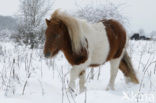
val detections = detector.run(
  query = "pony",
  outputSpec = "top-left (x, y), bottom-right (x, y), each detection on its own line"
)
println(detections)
top-left (43, 9), bottom-right (139, 93)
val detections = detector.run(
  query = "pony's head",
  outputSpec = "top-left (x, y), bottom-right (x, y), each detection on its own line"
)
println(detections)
top-left (44, 9), bottom-right (87, 58)
top-left (44, 17), bottom-right (66, 58)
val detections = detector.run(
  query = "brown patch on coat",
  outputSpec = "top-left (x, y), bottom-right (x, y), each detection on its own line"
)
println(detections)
top-left (102, 19), bottom-right (126, 61)
top-left (89, 64), bottom-right (100, 67)
top-left (44, 17), bottom-right (88, 66)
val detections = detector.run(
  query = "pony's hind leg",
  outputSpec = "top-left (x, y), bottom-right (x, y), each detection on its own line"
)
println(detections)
top-left (106, 58), bottom-right (121, 90)
top-left (79, 70), bottom-right (86, 93)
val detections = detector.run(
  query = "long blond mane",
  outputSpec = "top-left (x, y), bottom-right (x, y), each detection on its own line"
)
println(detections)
top-left (50, 9), bottom-right (87, 53)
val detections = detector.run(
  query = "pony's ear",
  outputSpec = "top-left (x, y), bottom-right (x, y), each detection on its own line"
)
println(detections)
top-left (45, 19), bottom-right (50, 26)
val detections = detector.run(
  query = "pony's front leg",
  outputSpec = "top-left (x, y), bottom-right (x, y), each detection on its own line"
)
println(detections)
top-left (69, 67), bottom-right (82, 92)
top-left (69, 68), bottom-right (77, 91)
top-left (79, 70), bottom-right (86, 93)
top-left (69, 67), bottom-right (87, 93)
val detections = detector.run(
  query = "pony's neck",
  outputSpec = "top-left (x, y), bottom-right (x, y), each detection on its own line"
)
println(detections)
top-left (61, 24), bottom-right (73, 53)
top-left (60, 23), bottom-right (88, 66)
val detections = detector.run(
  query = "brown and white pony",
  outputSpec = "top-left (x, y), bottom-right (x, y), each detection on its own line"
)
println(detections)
top-left (43, 9), bottom-right (139, 93)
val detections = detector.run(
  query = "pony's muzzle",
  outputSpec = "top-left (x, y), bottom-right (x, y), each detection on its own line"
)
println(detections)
top-left (44, 52), bottom-right (51, 58)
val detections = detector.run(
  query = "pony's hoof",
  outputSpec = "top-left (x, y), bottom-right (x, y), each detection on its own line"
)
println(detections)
top-left (79, 87), bottom-right (86, 94)
top-left (106, 85), bottom-right (115, 91)
top-left (125, 77), bottom-right (131, 84)
top-left (66, 87), bottom-right (78, 96)
top-left (67, 87), bottom-right (75, 93)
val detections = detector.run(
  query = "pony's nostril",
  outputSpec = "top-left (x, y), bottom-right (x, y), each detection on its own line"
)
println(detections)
top-left (45, 52), bottom-right (51, 58)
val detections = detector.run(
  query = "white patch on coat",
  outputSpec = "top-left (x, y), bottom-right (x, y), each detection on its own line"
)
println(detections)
top-left (89, 22), bottom-right (110, 65)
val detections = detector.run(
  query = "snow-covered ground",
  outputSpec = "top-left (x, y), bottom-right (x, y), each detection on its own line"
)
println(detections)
top-left (0, 40), bottom-right (156, 103)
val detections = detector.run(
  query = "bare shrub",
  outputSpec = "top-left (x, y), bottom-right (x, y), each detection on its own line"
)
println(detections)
top-left (74, 0), bottom-right (128, 24)
top-left (16, 0), bottom-right (55, 48)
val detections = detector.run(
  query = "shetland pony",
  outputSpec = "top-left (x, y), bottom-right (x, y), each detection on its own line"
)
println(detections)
top-left (43, 9), bottom-right (139, 93)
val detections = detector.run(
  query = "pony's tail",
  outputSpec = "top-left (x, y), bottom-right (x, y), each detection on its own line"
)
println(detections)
top-left (119, 50), bottom-right (139, 84)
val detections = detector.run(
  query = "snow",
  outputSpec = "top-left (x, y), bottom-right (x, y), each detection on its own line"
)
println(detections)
top-left (0, 40), bottom-right (156, 103)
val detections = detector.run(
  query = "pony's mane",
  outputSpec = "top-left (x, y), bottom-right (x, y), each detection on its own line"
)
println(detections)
top-left (50, 9), bottom-right (87, 53)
